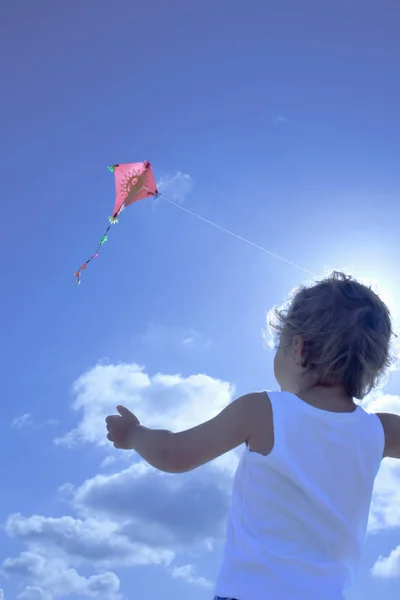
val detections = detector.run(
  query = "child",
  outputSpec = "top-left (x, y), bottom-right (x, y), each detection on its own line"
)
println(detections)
top-left (106, 271), bottom-right (400, 600)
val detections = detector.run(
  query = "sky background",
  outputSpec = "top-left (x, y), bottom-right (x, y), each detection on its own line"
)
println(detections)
top-left (1, 0), bottom-right (400, 598)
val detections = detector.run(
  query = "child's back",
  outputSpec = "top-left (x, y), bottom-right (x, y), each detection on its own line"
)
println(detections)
top-left (215, 391), bottom-right (384, 600)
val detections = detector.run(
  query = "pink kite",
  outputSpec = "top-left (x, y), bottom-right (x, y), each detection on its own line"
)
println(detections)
top-left (74, 161), bottom-right (158, 284)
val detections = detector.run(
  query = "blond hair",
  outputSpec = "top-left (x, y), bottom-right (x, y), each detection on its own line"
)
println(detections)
top-left (270, 271), bottom-right (394, 399)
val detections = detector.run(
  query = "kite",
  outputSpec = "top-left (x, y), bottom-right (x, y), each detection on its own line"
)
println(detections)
top-left (74, 161), bottom-right (158, 284)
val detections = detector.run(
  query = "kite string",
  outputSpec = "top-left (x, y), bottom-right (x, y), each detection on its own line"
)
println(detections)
top-left (156, 194), bottom-right (316, 278)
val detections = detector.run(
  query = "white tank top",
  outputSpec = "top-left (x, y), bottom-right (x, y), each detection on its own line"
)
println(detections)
top-left (214, 391), bottom-right (384, 600)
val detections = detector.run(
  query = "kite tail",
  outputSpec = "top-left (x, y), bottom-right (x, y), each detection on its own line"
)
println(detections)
top-left (73, 216), bottom-right (118, 285)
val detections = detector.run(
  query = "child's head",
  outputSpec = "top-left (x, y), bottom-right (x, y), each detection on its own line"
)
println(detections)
top-left (271, 271), bottom-right (394, 400)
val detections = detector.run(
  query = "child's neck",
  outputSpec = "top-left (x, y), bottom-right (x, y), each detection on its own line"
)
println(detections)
top-left (296, 386), bottom-right (357, 413)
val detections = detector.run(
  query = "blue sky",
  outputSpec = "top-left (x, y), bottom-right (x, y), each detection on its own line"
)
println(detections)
top-left (1, 1), bottom-right (400, 598)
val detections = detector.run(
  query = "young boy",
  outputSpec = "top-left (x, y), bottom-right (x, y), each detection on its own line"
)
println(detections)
top-left (106, 271), bottom-right (400, 599)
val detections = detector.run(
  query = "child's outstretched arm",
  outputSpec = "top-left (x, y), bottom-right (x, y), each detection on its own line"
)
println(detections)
top-left (377, 413), bottom-right (400, 459)
top-left (105, 392), bottom-right (268, 472)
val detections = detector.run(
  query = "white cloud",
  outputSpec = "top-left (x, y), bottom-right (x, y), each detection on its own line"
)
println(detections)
top-left (4, 513), bottom-right (172, 569)
top-left (157, 171), bottom-right (193, 204)
top-left (72, 462), bottom-right (230, 550)
top-left (0, 589), bottom-right (4, 599)
top-left (2, 552), bottom-right (121, 599)
top-left (100, 456), bottom-right (117, 468)
top-left (2, 364), bottom-right (241, 595)
top-left (43, 419), bottom-right (59, 427)
top-left (275, 116), bottom-right (288, 124)
top-left (11, 413), bottom-right (58, 431)
top-left (12, 413), bottom-right (33, 429)
top-left (134, 323), bottom-right (211, 353)
top-left (2, 465), bottom-right (229, 594)
top-left (371, 546), bottom-right (400, 578)
top-left (363, 391), bottom-right (400, 413)
top-left (2, 461), bottom-right (228, 593)
top-left (17, 587), bottom-right (45, 600)
top-left (363, 392), bottom-right (400, 577)
top-left (366, 393), bottom-right (400, 533)
top-left (55, 363), bottom-right (233, 448)
top-left (170, 564), bottom-right (212, 588)
top-left (368, 459), bottom-right (400, 532)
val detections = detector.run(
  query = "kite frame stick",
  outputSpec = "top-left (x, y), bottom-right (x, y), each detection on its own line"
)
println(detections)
top-left (152, 192), bottom-right (316, 278)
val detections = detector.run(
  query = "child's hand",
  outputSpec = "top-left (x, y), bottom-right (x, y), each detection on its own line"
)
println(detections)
top-left (105, 405), bottom-right (141, 450)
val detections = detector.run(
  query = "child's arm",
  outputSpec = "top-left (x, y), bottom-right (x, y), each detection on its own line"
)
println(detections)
top-left (377, 413), bottom-right (400, 459)
top-left (106, 392), bottom-right (269, 472)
